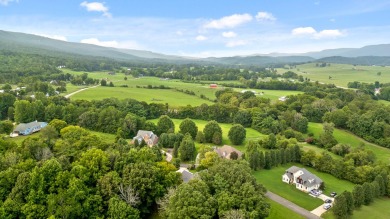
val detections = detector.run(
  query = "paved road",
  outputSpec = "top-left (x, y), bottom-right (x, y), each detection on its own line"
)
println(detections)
top-left (64, 85), bottom-right (99, 98)
top-left (265, 191), bottom-right (322, 219)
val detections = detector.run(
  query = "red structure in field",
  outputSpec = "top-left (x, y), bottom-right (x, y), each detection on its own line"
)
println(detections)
top-left (209, 84), bottom-right (218, 88)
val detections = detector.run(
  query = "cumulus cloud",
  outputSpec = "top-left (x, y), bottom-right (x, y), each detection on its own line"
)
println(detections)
top-left (80, 1), bottom-right (111, 18)
top-left (222, 31), bottom-right (237, 38)
top-left (204, 13), bottom-right (253, 29)
top-left (292, 27), bottom-right (317, 35)
top-left (226, 40), bottom-right (247, 47)
top-left (315, 29), bottom-right (344, 38)
top-left (0, 0), bottom-right (18, 6)
top-left (255, 12), bottom-right (276, 22)
top-left (195, 35), bottom-right (207, 41)
top-left (80, 38), bottom-right (118, 47)
top-left (292, 26), bottom-right (344, 39)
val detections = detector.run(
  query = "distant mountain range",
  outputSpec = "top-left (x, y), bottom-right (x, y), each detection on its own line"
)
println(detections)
top-left (1, 30), bottom-right (390, 66)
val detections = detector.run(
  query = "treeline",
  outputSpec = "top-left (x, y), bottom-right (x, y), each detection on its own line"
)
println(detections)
top-left (333, 174), bottom-right (389, 219)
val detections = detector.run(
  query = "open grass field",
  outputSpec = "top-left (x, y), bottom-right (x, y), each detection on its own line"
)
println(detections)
top-left (277, 63), bottom-right (390, 87)
top-left (266, 198), bottom-right (306, 219)
top-left (378, 99), bottom-right (390, 105)
top-left (62, 69), bottom-right (308, 105)
top-left (70, 86), bottom-right (214, 107)
top-left (148, 118), bottom-right (267, 151)
top-left (253, 163), bottom-right (355, 211)
top-left (322, 197), bottom-right (390, 219)
top-left (308, 122), bottom-right (390, 163)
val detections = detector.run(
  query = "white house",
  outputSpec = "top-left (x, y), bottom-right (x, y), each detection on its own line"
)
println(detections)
top-left (282, 166), bottom-right (323, 192)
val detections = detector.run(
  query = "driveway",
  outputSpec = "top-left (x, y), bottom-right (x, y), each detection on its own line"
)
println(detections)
top-left (265, 191), bottom-right (321, 219)
top-left (64, 85), bottom-right (99, 98)
top-left (311, 204), bottom-right (327, 217)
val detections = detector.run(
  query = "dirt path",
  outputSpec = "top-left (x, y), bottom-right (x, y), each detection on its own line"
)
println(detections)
top-left (64, 85), bottom-right (99, 98)
top-left (265, 191), bottom-right (322, 219)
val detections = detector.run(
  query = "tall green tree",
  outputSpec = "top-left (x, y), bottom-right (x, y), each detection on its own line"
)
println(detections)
top-left (161, 179), bottom-right (217, 219)
top-left (179, 118), bottom-right (198, 139)
top-left (203, 120), bottom-right (222, 143)
top-left (179, 133), bottom-right (196, 161)
top-left (228, 124), bottom-right (246, 145)
top-left (157, 115), bottom-right (175, 135)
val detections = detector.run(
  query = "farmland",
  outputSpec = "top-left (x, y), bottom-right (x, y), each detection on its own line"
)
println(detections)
top-left (62, 69), bottom-right (304, 106)
top-left (277, 63), bottom-right (390, 87)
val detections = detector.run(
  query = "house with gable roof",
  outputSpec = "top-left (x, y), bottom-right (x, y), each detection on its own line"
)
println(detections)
top-left (282, 166), bottom-right (323, 192)
top-left (132, 130), bottom-right (159, 147)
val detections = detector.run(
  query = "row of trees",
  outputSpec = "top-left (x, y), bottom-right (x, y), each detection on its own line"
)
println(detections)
top-left (333, 173), bottom-right (389, 219)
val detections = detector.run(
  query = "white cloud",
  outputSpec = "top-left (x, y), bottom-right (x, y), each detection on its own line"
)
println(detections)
top-left (80, 38), bottom-right (118, 47)
top-left (204, 13), bottom-right (253, 29)
top-left (226, 40), bottom-right (247, 47)
top-left (80, 1), bottom-right (111, 18)
top-left (292, 27), bottom-right (317, 35)
top-left (176, 31), bottom-right (183, 36)
top-left (292, 26), bottom-right (345, 39)
top-left (330, 18), bottom-right (336, 22)
top-left (255, 12), bottom-right (276, 22)
top-left (0, 0), bottom-right (17, 6)
top-left (315, 29), bottom-right (344, 38)
top-left (222, 31), bottom-right (237, 38)
top-left (195, 35), bottom-right (207, 41)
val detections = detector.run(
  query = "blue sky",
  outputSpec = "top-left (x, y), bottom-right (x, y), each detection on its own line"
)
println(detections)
top-left (1, 0), bottom-right (390, 57)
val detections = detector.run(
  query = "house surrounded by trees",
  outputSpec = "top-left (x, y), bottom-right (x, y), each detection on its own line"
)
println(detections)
top-left (10, 121), bottom-right (47, 137)
top-left (132, 130), bottom-right (159, 146)
top-left (214, 145), bottom-right (242, 160)
top-left (282, 166), bottom-right (323, 192)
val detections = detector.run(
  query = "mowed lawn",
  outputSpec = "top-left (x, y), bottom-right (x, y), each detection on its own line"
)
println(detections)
top-left (148, 118), bottom-right (267, 151)
top-left (232, 88), bottom-right (303, 101)
top-left (253, 163), bottom-right (355, 211)
top-left (308, 122), bottom-right (390, 163)
top-left (266, 198), bottom-right (305, 219)
top-left (277, 63), bottom-right (390, 87)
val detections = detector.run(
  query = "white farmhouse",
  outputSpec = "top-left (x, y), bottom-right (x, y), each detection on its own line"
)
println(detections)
top-left (282, 166), bottom-right (323, 192)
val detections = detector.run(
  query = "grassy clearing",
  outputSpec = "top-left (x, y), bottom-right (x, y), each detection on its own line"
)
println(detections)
top-left (308, 122), bottom-right (390, 163)
top-left (277, 63), bottom-right (390, 87)
top-left (70, 86), bottom-right (213, 107)
top-left (322, 197), bottom-right (390, 219)
top-left (148, 118), bottom-right (266, 152)
top-left (253, 163), bottom-right (355, 211)
top-left (300, 143), bottom-right (341, 159)
top-left (378, 99), bottom-right (390, 105)
top-left (266, 198), bottom-right (305, 219)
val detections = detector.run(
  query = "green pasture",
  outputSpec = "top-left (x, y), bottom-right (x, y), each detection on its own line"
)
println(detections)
top-left (378, 99), bottom-right (390, 105)
top-left (70, 86), bottom-right (213, 107)
top-left (148, 118), bottom-right (266, 151)
top-left (277, 63), bottom-right (390, 87)
top-left (266, 198), bottom-right (305, 219)
top-left (308, 122), bottom-right (390, 163)
top-left (63, 69), bottom-right (308, 104)
top-left (254, 163), bottom-right (355, 211)
top-left (322, 197), bottom-right (390, 219)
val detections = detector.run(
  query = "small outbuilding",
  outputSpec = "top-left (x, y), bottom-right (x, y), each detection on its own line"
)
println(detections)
top-left (209, 84), bottom-right (218, 88)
